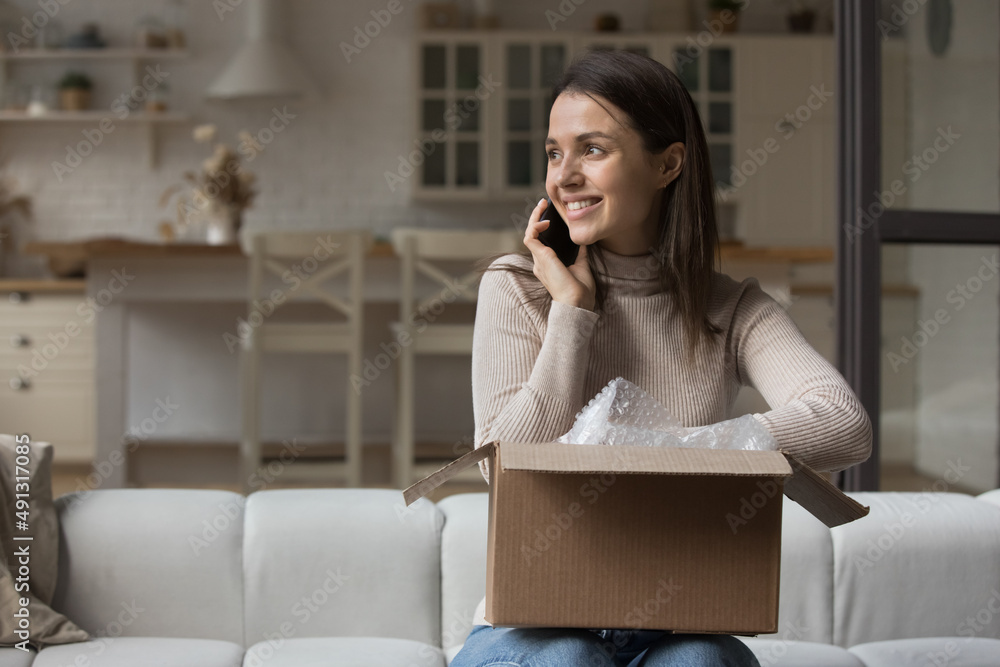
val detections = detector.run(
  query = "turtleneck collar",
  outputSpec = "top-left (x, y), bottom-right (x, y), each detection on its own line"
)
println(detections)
top-left (591, 245), bottom-right (663, 297)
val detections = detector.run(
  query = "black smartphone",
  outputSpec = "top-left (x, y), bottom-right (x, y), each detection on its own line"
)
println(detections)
top-left (538, 197), bottom-right (580, 266)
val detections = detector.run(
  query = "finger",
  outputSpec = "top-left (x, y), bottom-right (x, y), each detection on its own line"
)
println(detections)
top-left (571, 242), bottom-right (588, 268)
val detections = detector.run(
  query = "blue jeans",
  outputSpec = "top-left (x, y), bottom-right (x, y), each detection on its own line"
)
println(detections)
top-left (450, 625), bottom-right (761, 666)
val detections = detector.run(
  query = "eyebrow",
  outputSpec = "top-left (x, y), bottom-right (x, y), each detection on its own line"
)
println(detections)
top-left (545, 131), bottom-right (616, 146)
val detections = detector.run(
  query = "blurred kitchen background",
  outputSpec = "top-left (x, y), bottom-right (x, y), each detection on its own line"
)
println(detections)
top-left (0, 0), bottom-right (996, 498)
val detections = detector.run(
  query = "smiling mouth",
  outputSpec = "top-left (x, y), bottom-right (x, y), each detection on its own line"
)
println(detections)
top-left (565, 198), bottom-right (602, 211)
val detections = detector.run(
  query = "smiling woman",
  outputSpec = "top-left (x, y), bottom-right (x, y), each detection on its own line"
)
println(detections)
top-left (455, 49), bottom-right (871, 667)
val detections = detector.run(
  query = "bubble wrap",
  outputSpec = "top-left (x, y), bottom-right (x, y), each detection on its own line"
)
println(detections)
top-left (556, 377), bottom-right (777, 452)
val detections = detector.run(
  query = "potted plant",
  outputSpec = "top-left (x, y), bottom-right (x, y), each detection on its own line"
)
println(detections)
top-left (776, 0), bottom-right (823, 33)
top-left (58, 71), bottom-right (92, 111)
top-left (708, 0), bottom-right (746, 33)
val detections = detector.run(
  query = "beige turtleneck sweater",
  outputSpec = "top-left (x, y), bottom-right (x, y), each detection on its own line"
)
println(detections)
top-left (468, 249), bottom-right (872, 627)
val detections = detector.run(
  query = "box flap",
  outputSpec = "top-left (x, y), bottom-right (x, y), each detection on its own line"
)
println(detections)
top-left (781, 452), bottom-right (870, 527)
top-left (499, 442), bottom-right (793, 476)
top-left (402, 443), bottom-right (494, 506)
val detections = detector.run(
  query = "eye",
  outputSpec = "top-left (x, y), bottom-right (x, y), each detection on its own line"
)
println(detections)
top-left (546, 149), bottom-right (561, 161)
top-left (585, 144), bottom-right (604, 156)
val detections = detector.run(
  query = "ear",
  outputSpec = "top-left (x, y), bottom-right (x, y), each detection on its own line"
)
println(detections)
top-left (658, 142), bottom-right (685, 188)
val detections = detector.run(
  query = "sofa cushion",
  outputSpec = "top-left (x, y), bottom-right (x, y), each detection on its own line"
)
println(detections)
top-left (52, 490), bottom-right (244, 644)
top-left (738, 638), bottom-right (865, 666)
top-left (243, 489), bottom-right (442, 646)
top-left (757, 496), bottom-right (835, 645)
top-left (0, 437), bottom-right (89, 650)
top-left (849, 637), bottom-right (1000, 666)
top-left (243, 637), bottom-right (445, 666)
top-left (438, 493), bottom-right (488, 654)
top-left (31, 637), bottom-right (243, 667)
top-left (833, 492), bottom-right (1000, 647)
top-left (0, 648), bottom-right (35, 667)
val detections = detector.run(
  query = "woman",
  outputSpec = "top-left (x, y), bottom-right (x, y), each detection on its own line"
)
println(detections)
top-left (452, 49), bottom-right (872, 667)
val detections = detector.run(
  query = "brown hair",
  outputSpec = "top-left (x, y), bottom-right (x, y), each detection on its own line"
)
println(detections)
top-left (484, 48), bottom-right (723, 361)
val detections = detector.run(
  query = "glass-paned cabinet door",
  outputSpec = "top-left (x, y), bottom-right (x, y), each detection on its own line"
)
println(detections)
top-left (414, 37), bottom-right (490, 199)
top-left (497, 36), bottom-right (573, 198)
top-left (571, 34), bottom-right (662, 60)
top-left (665, 39), bottom-right (737, 194)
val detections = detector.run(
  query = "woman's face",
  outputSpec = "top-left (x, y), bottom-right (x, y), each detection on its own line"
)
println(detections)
top-left (545, 92), bottom-right (683, 256)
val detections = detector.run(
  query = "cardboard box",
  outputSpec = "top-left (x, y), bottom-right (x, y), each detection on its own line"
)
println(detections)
top-left (404, 441), bottom-right (869, 635)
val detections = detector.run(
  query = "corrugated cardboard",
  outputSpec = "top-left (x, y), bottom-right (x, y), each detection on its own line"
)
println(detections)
top-left (404, 441), bottom-right (869, 635)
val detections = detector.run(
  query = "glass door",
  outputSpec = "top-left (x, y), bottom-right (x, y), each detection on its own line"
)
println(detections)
top-left (838, 1), bottom-right (1000, 491)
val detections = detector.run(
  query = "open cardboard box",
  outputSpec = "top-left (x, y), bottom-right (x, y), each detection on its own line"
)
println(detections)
top-left (404, 441), bottom-right (870, 635)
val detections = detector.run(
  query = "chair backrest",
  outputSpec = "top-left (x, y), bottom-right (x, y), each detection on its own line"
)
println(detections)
top-left (391, 228), bottom-right (522, 325)
top-left (244, 230), bottom-right (373, 324)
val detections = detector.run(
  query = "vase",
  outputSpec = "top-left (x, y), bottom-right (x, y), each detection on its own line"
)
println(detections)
top-left (59, 88), bottom-right (90, 111)
top-left (205, 207), bottom-right (241, 245)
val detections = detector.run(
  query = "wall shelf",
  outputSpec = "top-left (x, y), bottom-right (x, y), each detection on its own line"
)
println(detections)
top-left (0, 47), bottom-right (193, 168)
top-left (0, 48), bottom-right (190, 60)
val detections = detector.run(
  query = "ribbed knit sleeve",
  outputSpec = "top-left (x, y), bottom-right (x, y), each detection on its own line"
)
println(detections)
top-left (732, 279), bottom-right (873, 473)
top-left (471, 260), bottom-right (599, 483)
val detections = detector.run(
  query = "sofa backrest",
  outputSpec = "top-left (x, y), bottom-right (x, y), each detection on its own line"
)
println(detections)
top-left (832, 491), bottom-right (1000, 647)
top-left (53, 489), bottom-right (245, 644)
top-left (242, 489), bottom-right (443, 648)
top-left (438, 493), bottom-right (489, 654)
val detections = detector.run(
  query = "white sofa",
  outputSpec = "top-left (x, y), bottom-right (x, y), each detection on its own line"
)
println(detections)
top-left (3, 487), bottom-right (1000, 666)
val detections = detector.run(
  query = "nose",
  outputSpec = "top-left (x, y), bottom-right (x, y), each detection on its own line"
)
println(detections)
top-left (550, 152), bottom-right (584, 191)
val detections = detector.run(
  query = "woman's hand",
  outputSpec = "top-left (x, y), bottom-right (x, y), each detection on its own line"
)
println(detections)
top-left (523, 198), bottom-right (596, 311)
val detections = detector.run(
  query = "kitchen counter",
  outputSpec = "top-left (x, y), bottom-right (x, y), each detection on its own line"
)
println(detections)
top-left (16, 235), bottom-right (835, 488)
top-left (24, 237), bottom-right (834, 264)
top-left (0, 278), bottom-right (86, 293)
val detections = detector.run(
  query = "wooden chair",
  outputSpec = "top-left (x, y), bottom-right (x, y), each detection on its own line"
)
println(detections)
top-left (240, 230), bottom-right (373, 491)
top-left (390, 228), bottom-right (522, 489)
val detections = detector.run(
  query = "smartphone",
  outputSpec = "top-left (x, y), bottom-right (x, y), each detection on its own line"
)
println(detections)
top-left (538, 197), bottom-right (580, 266)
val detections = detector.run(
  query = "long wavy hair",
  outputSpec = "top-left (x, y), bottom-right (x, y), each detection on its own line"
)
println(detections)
top-left (486, 48), bottom-right (723, 360)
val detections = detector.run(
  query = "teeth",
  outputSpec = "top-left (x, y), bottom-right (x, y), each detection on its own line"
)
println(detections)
top-left (566, 198), bottom-right (599, 211)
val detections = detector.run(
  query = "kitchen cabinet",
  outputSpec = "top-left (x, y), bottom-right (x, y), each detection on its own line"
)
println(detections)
top-left (413, 31), bottom-right (845, 247)
top-left (0, 283), bottom-right (94, 464)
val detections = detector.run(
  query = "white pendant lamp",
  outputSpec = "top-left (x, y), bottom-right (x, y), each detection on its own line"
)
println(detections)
top-left (206, 0), bottom-right (316, 99)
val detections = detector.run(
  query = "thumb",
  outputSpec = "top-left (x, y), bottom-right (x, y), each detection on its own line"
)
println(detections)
top-left (573, 242), bottom-right (588, 268)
